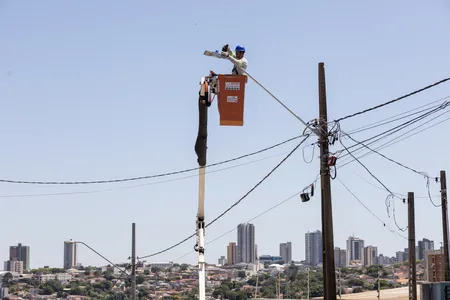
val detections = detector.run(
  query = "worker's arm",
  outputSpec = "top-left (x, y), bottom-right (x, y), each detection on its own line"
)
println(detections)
top-left (227, 47), bottom-right (235, 57)
top-left (227, 56), bottom-right (248, 72)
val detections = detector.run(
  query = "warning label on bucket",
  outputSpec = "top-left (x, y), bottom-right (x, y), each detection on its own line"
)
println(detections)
top-left (227, 96), bottom-right (238, 103)
top-left (225, 82), bottom-right (240, 91)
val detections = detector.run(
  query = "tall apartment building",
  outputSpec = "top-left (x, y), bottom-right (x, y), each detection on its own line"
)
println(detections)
top-left (4, 260), bottom-right (24, 274)
top-left (305, 230), bottom-right (322, 266)
top-left (363, 246), bottom-right (378, 266)
top-left (418, 238), bottom-right (434, 260)
top-left (346, 236), bottom-right (364, 264)
top-left (64, 240), bottom-right (77, 269)
top-left (334, 247), bottom-right (347, 267)
top-left (9, 243), bottom-right (30, 271)
top-left (237, 223), bottom-right (256, 264)
top-left (396, 250), bottom-right (407, 263)
top-left (279, 242), bottom-right (292, 264)
top-left (227, 242), bottom-right (238, 265)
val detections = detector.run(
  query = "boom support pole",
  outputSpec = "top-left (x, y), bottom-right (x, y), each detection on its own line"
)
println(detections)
top-left (194, 78), bottom-right (209, 300)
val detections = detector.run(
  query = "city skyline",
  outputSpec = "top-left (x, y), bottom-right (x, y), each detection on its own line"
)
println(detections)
top-left (0, 1), bottom-right (448, 269)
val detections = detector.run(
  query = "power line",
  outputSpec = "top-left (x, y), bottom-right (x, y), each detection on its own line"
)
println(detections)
top-left (0, 152), bottom-right (287, 198)
top-left (135, 104), bottom-right (448, 260)
top-left (172, 187), bottom-right (315, 262)
top-left (337, 178), bottom-right (407, 240)
top-left (346, 96), bottom-right (450, 135)
top-left (338, 139), bottom-right (407, 232)
top-left (335, 77), bottom-right (450, 122)
top-left (337, 101), bottom-right (450, 161)
top-left (0, 134), bottom-right (305, 185)
top-left (342, 131), bottom-right (432, 179)
top-left (137, 135), bottom-right (311, 259)
top-left (355, 173), bottom-right (439, 200)
top-left (338, 108), bottom-right (450, 168)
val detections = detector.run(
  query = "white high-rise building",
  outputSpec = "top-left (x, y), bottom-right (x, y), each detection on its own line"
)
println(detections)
top-left (347, 236), bottom-right (365, 265)
top-left (237, 223), bottom-right (256, 264)
top-left (363, 246), bottom-right (378, 266)
top-left (305, 230), bottom-right (322, 266)
top-left (64, 240), bottom-right (77, 269)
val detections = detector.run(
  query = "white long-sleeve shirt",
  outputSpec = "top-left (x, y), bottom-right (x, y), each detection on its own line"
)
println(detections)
top-left (226, 48), bottom-right (248, 75)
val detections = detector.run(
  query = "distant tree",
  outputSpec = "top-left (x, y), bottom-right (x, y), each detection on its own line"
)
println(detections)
top-left (151, 267), bottom-right (160, 273)
top-left (180, 264), bottom-right (189, 271)
top-left (237, 271), bottom-right (246, 278)
top-left (144, 269), bottom-right (150, 275)
top-left (40, 285), bottom-right (54, 295)
top-left (348, 278), bottom-right (364, 287)
top-left (352, 287), bottom-right (363, 293)
top-left (136, 275), bottom-right (145, 284)
top-left (1, 272), bottom-right (13, 287)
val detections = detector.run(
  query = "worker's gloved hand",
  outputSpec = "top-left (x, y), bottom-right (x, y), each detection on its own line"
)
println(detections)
top-left (222, 44), bottom-right (229, 52)
top-left (221, 51), bottom-right (229, 58)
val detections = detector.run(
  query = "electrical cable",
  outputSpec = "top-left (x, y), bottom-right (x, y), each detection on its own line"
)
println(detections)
top-left (342, 131), bottom-right (431, 179)
top-left (172, 187), bottom-right (316, 262)
top-left (0, 134), bottom-right (305, 185)
top-left (335, 77), bottom-right (450, 122)
top-left (137, 135), bottom-right (310, 259)
top-left (0, 152), bottom-right (287, 198)
top-left (343, 102), bottom-right (450, 157)
top-left (338, 139), bottom-right (407, 232)
top-left (426, 177), bottom-right (441, 207)
top-left (338, 109), bottom-right (450, 168)
top-left (74, 241), bottom-right (129, 278)
top-left (346, 96), bottom-right (450, 135)
top-left (232, 65), bottom-right (320, 137)
top-left (337, 178), bottom-right (407, 240)
top-left (354, 173), bottom-right (439, 200)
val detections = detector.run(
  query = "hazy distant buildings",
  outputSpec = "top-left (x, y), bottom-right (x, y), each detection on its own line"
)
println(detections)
top-left (64, 240), bottom-right (77, 269)
top-left (305, 230), bottom-right (322, 266)
top-left (227, 242), bottom-right (237, 265)
top-left (363, 246), bottom-right (378, 266)
top-left (279, 242), bottom-right (292, 264)
top-left (218, 256), bottom-right (227, 265)
top-left (237, 223), bottom-right (256, 264)
top-left (347, 236), bottom-right (364, 264)
top-left (334, 247), bottom-right (347, 267)
top-left (396, 250), bottom-right (408, 263)
top-left (418, 238), bottom-right (434, 260)
top-left (4, 260), bottom-right (24, 274)
top-left (9, 243), bottom-right (30, 271)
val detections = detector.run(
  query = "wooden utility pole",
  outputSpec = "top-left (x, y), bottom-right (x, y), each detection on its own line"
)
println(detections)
top-left (408, 192), bottom-right (417, 300)
top-left (318, 62), bottom-right (337, 299)
top-left (131, 223), bottom-right (136, 300)
top-left (441, 170), bottom-right (450, 281)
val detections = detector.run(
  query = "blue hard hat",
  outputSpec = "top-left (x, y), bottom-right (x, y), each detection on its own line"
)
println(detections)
top-left (235, 45), bottom-right (246, 52)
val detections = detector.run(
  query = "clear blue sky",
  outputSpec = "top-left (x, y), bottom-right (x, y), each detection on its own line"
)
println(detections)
top-left (1, 0), bottom-right (450, 269)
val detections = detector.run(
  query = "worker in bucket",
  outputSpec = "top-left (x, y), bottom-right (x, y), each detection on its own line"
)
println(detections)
top-left (221, 44), bottom-right (248, 75)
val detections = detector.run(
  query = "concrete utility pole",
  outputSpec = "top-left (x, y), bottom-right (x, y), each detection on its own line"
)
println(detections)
top-left (307, 268), bottom-right (310, 300)
top-left (337, 268), bottom-right (342, 299)
top-left (131, 223), bottom-right (136, 300)
top-left (377, 269), bottom-right (381, 299)
top-left (441, 170), bottom-right (450, 281)
top-left (318, 62), bottom-right (337, 299)
top-left (408, 192), bottom-right (417, 300)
